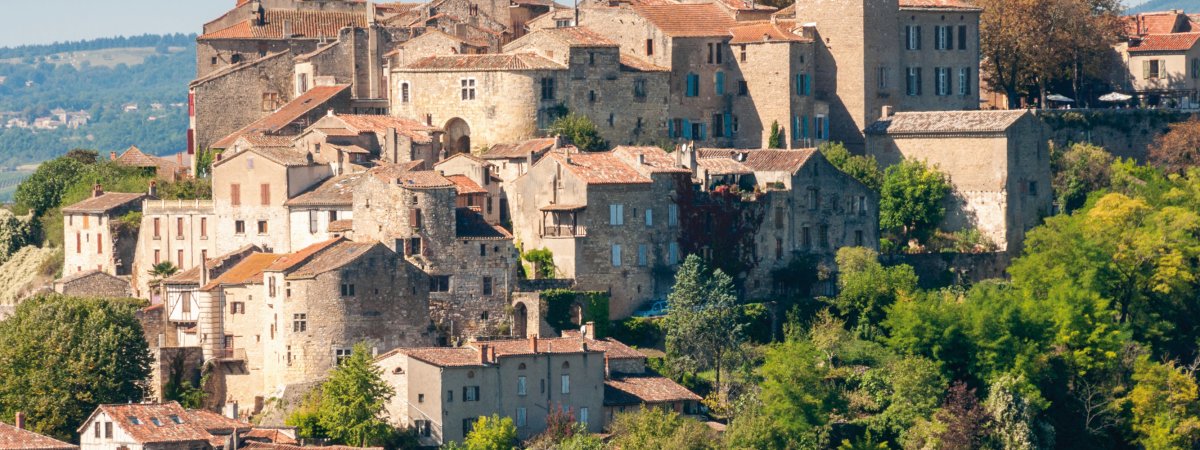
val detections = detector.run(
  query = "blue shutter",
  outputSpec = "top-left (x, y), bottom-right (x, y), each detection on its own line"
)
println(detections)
top-left (715, 72), bottom-right (725, 95)
top-left (802, 115), bottom-right (809, 139)
top-left (724, 112), bottom-right (732, 137)
top-left (685, 74), bottom-right (696, 97)
top-left (794, 74), bottom-right (801, 95)
top-left (791, 115), bottom-right (798, 142)
top-left (668, 119), bottom-right (675, 138)
top-left (804, 74), bottom-right (812, 96)
top-left (823, 117), bottom-right (830, 140)
top-left (699, 123), bottom-right (707, 140)
top-left (682, 119), bottom-right (692, 139)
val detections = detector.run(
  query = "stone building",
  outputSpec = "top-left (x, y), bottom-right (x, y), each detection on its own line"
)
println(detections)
top-left (284, 173), bottom-right (362, 250)
top-left (1121, 31), bottom-right (1200, 107)
top-left (482, 137), bottom-right (557, 182)
top-left (53, 270), bottom-right (132, 299)
top-left (434, 154), bottom-right (503, 224)
top-left (390, 26), bottom-right (669, 154)
top-left (294, 113), bottom-right (442, 171)
top-left (386, 30), bottom-right (489, 66)
top-left (507, 146), bottom-right (690, 318)
top-left (132, 199), bottom-right (217, 299)
top-left (352, 165), bottom-right (519, 339)
top-left (62, 185), bottom-right (148, 278)
top-left (866, 109), bottom-right (1052, 252)
top-left (208, 84), bottom-right (354, 152)
top-left (190, 51), bottom-right (299, 158)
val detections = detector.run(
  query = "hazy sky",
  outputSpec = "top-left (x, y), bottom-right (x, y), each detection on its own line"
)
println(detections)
top-left (0, 1), bottom-right (231, 48)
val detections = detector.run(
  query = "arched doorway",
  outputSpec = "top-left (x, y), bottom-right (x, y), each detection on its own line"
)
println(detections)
top-left (513, 303), bottom-right (528, 338)
top-left (444, 118), bottom-right (471, 156)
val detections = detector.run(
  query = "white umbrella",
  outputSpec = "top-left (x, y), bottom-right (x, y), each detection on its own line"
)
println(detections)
top-left (1099, 92), bottom-right (1132, 102)
top-left (1047, 94), bottom-right (1075, 103)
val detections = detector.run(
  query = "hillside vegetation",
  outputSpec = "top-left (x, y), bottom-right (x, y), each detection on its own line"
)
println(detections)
top-left (1129, 0), bottom-right (1197, 13)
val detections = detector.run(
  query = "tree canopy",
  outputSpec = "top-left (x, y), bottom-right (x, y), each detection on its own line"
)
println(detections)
top-left (879, 159), bottom-right (951, 247)
top-left (287, 343), bottom-right (395, 447)
top-left (549, 113), bottom-right (608, 152)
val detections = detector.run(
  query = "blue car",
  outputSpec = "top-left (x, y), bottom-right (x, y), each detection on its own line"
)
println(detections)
top-left (633, 300), bottom-right (669, 318)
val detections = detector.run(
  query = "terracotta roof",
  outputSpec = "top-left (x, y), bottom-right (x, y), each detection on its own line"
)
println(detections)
top-left (328, 219), bottom-right (354, 233)
top-left (401, 53), bottom-right (565, 71)
top-left (185, 410), bottom-right (251, 434)
top-left (446, 175), bottom-right (487, 195)
top-left (613, 146), bottom-right (690, 174)
top-left (455, 208), bottom-right (512, 240)
top-left (632, 4), bottom-right (738, 37)
top-left (285, 240), bottom-right (377, 279)
top-left (716, 0), bottom-right (777, 12)
top-left (243, 429), bottom-right (298, 445)
top-left (697, 148), bottom-right (816, 174)
top-left (604, 375), bottom-right (702, 406)
top-left (1126, 11), bottom-right (1192, 35)
top-left (211, 85), bottom-right (351, 149)
top-left (619, 54), bottom-right (670, 72)
top-left (243, 443), bottom-right (379, 450)
top-left (114, 146), bottom-right (160, 167)
top-left (396, 347), bottom-right (484, 367)
top-left (286, 173), bottom-right (365, 207)
top-left (539, 204), bottom-right (586, 212)
top-left (165, 245), bottom-right (260, 285)
top-left (266, 239), bottom-right (343, 272)
top-left (79, 403), bottom-right (212, 445)
top-left (697, 157), bottom-right (752, 176)
top-left (0, 422), bottom-right (76, 450)
top-left (898, 0), bottom-right (982, 10)
top-left (217, 145), bottom-right (312, 168)
top-left (62, 192), bottom-right (145, 214)
top-left (56, 269), bottom-right (128, 286)
top-left (334, 114), bottom-right (439, 144)
top-left (772, 4), bottom-right (795, 18)
top-left (729, 21), bottom-right (811, 45)
top-left (202, 253), bottom-right (282, 291)
top-left (544, 151), bottom-right (652, 185)
top-left (200, 10), bottom-right (366, 40)
top-left (434, 152), bottom-right (490, 167)
top-left (865, 110), bottom-right (1030, 135)
top-left (531, 27), bottom-right (617, 47)
top-left (483, 335), bottom-right (638, 358)
top-left (484, 138), bottom-right (556, 159)
top-left (1128, 33), bottom-right (1200, 52)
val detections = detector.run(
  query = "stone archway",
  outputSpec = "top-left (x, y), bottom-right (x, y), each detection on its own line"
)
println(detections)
top-left (444, 118), bottom-right (471, 156)
top-left (513, 302), bottom-right (528, 338)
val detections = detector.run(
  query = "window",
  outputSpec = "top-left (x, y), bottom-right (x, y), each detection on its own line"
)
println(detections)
top-left (579, 407), bottom-right (589, 425)
top-left (517, 376), bottom-right (527, 396)
top-left (154, 249), bottom-right (160, 263)
top-left (668, 204), bottom-right (679, 226)
top-left (855, 230), bottom-right (864, 246)
top-left (935, 25), bottom-right (952, 50)
top-left (669, 242), bottom-right (680, 265)
top-left (815, 115), bottom-right (828, 140)
top-left (715, 71), bottom-right (725, 95)
top-left (460, 78), bottom-right (476, 100)
top-left (556, 18), bottom-right (574, 27)
top-left (257, 220), bottom-right (268, 235)
top-left (878, 67), bottom-right (890, 90)
top-left (309, 210), bottom-right (319, 233)
top-left (795, 73), bottom-right (811, 96)
top-left (269, 275), bottom-right (277, 297)
top-left (287, 346), bottom-right (292, 365)
top-left (1029, 181), bottom-right (1038, 196)
top-left (464, 386), bottom-right (480, 402)
top-left (633, 78), bottom-right (647, 98)
top-left (1146, 59), bottom-right (1165, 79)
top-left (561, 374), bottom-right (571, 394)
top-left (646, 39), bottom-right (654, 56)
top-left (685, 73), bottom-right (699, 97)
top-left (905, 25), bottom-right (921, 50)
top-left (94, 422), bottom-right (100, 438)
top-left (610, 204), bottom-right (624, 225)
top-left (479, 244), bottom-right (487, 257)
top-left (447, 390), bottom-right (454, 402)
top-left (230, 302), bottom-right (245, 314)
top-left (430, 275), bottom-right (451, 292)
top-left (740, 44), bottom-right (747, 62)
top-left (588, 51), bottom-right (595, 65)
top-left (182, 291), bottom-right (192, 313)
top-left (235, 220), bottom-right (246, 235)
top-left (809, 188), bottom-right (820, 209)
top-left (936, 67), bottom-right (951, 96)
top-left (400, 82), bottom-right (410, 102)
top-left (1194, 58), bottom-right (1200, 79)
top-left (858, 195), bottom-right (868, 214)
top-left (611, 244), bottom-right (622, 267)
top-left (707, 43), bottom-right (715, 64)
top-left (712, 113), bottom-right (725, 138)
top-left (906, 67), bottom-right (922, 96)
top-left (588, 90), bottom-right (597, 103)
top-left (293, 314), bottom-right (307, 332)
top-left (958, 25), bottom-right (968, 49)
top-left (177, 249), bottom-right (183, 266)
top-left (408, 237), bottom-right (422, 256)
top-left (200, 218), bottom-right (207, 238)
top-left (105, 422), bottom-right (113, 438)
top-left (638, 244), bottom-right (648, 266)
top-left (260, 184), bottom-right (271, 205)
top-left (645, 209), bottom-right (653, 227)
top-left (482, 277), bottom-right (493, 296)
top-left (153, 218), bottom-right (161, 239)
top-left (738, 80), bottom-right (748, 96)
top-left (418, 394), bottom-right (425, 403)
top-left (340, 282), bottom-right (355, 297)
top-left (516, 408), bottom-right (527, 428)
top-left (334, 348), bottom-right (353, 365)
top-left (540, 77), bottom-right (556, 100)
top-left (959, 67), bottom-right (971, 96)
top-left (415, 420), bottom-right (431, 437)
top-left (410, 208), bottom-right (423, 229)
top-left (820, 225), bottom-right (829, 247)
top-left (230, 184), bottom-right (241, 206)
top-left (803, 226), bottom-right (812, 248)
top-left (262, 92), bottom-right (280, 112)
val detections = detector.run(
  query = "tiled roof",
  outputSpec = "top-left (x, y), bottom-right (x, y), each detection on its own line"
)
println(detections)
top-left (697, 157), bottom-right (752, 175)
top-left (201, 253), bottom-right (282, 291)
top-left (772, 3), bottom-right (795, 17)
top-left (243, 443), bottom-right (379, 450)
top-left (455, 208), bottom-right (512, 240)
top-left (484, 138), bottom-right (556, 159)
top-left (729, 21), bottom-right (811, 45)
top-left (56, 269), bottom-right (128, 286)
top-left (266, 239), bottom-right (342, 273)
top-left (533, 27), bottom-right (617, 47)
top-left (396, 347), bottom-right (484, 367)
top-left (185, 410), bottom-right (251, 433)
top-left (435, 152), bottom-right (490, 167)
top-left (82, 403), bottom-right (213, 445)
top-left (328, 219), bottom-right (354, 233)
top-left (335, 114), bottom-right (439, 144)
top-left (1126, 11), bottom-right (1192, 35)
top-left (401, 53), bottom-right (565, 71)
top-left (243, 429), bottom-right (298, 445)
top-left (286, 240), bottom-right (377, 280)
top-left (114, 146), bottom-right (160, 167)
top-left (62, 192), bottom-right (145, 214)
top-left (632, 4), bottom-right (738, 37)
top-left (224, 146), bottom-right (312, 168)
top-left (604, 375), bottom-right (702, 406)
top-left (1128, 33), bottom-right (1200, 52)
top-left (211, 85), bottom-right (351, 149)
top-left (898, 0), bottom-right (982, 10)
top-left (613, 146), bottom-right (690, 174)
top-left (165, 246), bottom-right (260, 285)
top-left (619, 54), bottom-right (669, 72)
top-left (446, 175), bottom-right (487, 195)
top-left (544, 151), bottom-right (652, 185)
top-left (865, 110), bottom-right (1030, 135)
top-left (0, 422), bottom-right (76, 450)
top-left (369, 165), bottom-right (456, 189)
top-left (285, 173), bottom-right (366, 207)
top-left (716, 0), bottom-right (778, 12)
top-left (697, 148), bottom-right (816, 174)
top-left (484, 335), bottom-right (639, 358)
top-left (200, 10), bottom-right (366, 40)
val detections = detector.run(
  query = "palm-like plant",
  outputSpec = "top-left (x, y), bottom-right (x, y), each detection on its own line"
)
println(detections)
top-left (147, 261), bottom-right (179, 288)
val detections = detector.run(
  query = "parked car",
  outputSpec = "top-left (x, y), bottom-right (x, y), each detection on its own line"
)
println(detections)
top-left (632, 300), bottom-right (669, 318)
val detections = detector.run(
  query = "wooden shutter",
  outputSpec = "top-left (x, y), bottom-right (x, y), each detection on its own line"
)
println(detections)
top-left (260, 184), bottom-right (270, 206)
top-left (230, 184), bottom-right (241, 206)
top-left (1144, 60), bottom-right (1151, 79)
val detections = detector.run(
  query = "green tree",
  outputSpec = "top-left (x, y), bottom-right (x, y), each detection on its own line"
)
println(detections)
top-left (664, 254), bottom-right (744, 393)
top-left (520, 248), bottom-right (556, 279)
top-left (0, 294), bottom-right (152, 440)
top-left (289, 343), bottom-right (395, 447)
top-left (549, 113), bottom-right (608, 152)
top-left (821, 142), bottom-right (884, 191)
top-left (147, 261), bottom-right (179, 288)
top-left (756, 337), bottom-right (832, 448)
top-left (608, 407), bottom-right (717, 450)
top-left (826, 247), bottom-right (918, 329)
top-left (14, 155), bottom-right (88, 216)
top-left (984, 373), bottom-right (1053, 450)
top-left (1126, 358), bottom-right (1200, 450)
top-left (768, 121), bottom-right (784, 149)
top-left (1051, 143), bottom-right (1113, 213)
top-left (458, 414), bottom-right (517, 450)
top-left (879, 159), bottom-right (951, 247)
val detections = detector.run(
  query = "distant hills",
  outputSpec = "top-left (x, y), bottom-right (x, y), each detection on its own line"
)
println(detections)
top-left (1128, 0), bottom-right (1199, 13)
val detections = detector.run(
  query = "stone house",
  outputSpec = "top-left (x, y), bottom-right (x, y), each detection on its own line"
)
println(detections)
top-left (481, 137), bottom-right (557, 182)
top-left (0, 415), bottom-right (76, 450)
top-left (160, 246), bottom-right (261, 349)
top-left (189, 51), bottom-right (299, 159)
top-left (197, 4), bottom-right (369, 80)
top-left (293, 113), bottom-right (442, 171)
top-left (53, 270), bottom-right (132, 299)
top-left (434, 153), bottom-right (502, 224)
top-left (132, 199), bottom-right (217, 299)
top-left (284, 173), bottom-right (362, 250)
top-left (387, 30), bottom-right (489, 66)
top-left (507, 147), bottom-right (691, 318)
top-left (866, 109), bottom-right (1052, 252)
top-left (208, 84), bottom-right (353, 152)
top-left (1121, 32), bottom-right (1200, 107)
top-left (77, 402), bottom-right (249, 450)
top-left (62, 185), bottom-right (148, 278)
top-left (291, 25), bottom-right (397, 110)
top-left (352, 165), bottom-right (519, 339)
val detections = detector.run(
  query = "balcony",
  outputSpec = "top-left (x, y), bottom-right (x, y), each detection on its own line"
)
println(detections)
top-left (541, 224), bottom-right (587, 238)
top-left (214, 348), bottom-right (246, 362)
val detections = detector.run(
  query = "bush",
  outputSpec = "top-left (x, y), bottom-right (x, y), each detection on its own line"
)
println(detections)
top-left (611, 317), bottom-right (665, 348)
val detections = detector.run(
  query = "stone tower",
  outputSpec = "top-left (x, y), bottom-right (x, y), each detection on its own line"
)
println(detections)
top-left (794, 0), bottom-right (900, 151)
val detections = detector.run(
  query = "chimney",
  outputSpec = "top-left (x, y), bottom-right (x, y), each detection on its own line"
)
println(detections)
top-left (583, 321), bottom-right (596, 339)
top-left (148, 181), bottom-right (158, 198)
top-left (110, 151), bottom-right (117, 161)
top-left (199, 254), bottom-right (210, 287)
top-left (604, 355), bottom-right (610, 378)
top-left (223, 402), bottom-right (238, 420)
top-left (15, 412), bottom-right (25, 430)
top-left (488, 346), bottom-right (496, 363)
top-left (552, 135), bottom-right (562, 151)
top-left (882, 105), bottom-right (895, 118)
top-left (92, 184), bottom-right (104, 198)
top-left (530, 335), bottom-right (539, 353)
top-left (282, 21), bottom-right (293, 38)
top-left (478, 344), bottom-right (489, 364)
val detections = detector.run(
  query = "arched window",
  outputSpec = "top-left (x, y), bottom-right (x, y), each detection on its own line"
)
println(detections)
top-left (518, 363), bottom-right (526, 370)
top-left (561, 361), bottom-right (570, 370)
top-left (400, 82), bottom-right (410, 103)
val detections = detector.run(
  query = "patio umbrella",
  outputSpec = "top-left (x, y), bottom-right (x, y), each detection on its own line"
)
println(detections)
top-left (1047, 94), bottom-right (1075, 103)
top-left (1099, 92), bottom-right (1133, 102)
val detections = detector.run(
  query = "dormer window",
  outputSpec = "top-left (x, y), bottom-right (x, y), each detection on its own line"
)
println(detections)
top-left (150, 417), bottom-right (162, 426)
top-left (168, 415), bottom-right (182, 424)
top-left (128, 417), bottom-right (141, 425)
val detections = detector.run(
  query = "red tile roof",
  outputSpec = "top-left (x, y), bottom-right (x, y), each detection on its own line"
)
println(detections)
top-left (62, 192), bottom-right (146, 214)
top-left (202, 253), bottom-right (282, 291)
top-left (285, 240), bottom-right (377, 280)
top-left (619, 54), bottom-right (669, 72)
top-left (865, 110), bottom-right (1030, 135)
top-left (446, 175), bottom-right (487, 195)
top-left (242, 429), bottom-right (298, 445)
top-left (632, 4), bottom-right (738, 38)
top-left (328, 219), bottom-right (354, 233)
top-left (483, 335), bottom-right (640, 358)
top-left (531, 27), bottom-right (617, 47)
top-left (1128, 33), bottom-right (1200, 52)
top-left (729, 21), bottom-right (811, 45)
top-left (604, 375), bottom-right (702, 406)
top-left (395, 347), bottom-right (484, 367)
top-left (80, 403), bottom-right (213, 445)
top-left (544, 151), bottom-right (652, 185)
top-left (334, 114), bottom-right (439, 144)
top-left (897, 0), bottom-right (982, 10)
top-left (185, 410), bottom-right (251, 433)
top-left (211, 84), bottom-right (351, 149)
top-left (200, 10), bottom-right (366, 40)
top-left (697, 148), bottom-right (817, 174)
top-left (0, 422), bottom-right (76, 450)
top-left (484, 138), bottom-right (556, 159)
top-left (266, 239), bottom-right (344, 272)
top-left (164, 246), bottom-right (261, 285)
top-left (613, 146), bottom-right (690, 175)
top-left (716, 0), bottom-right (778, 12)
top-left (1126, 11), bottom-right (1193, 36)
top-left (369, 164), bottom-right (456, 189)
top-left (114, 146), bottom-right (183, 174)
top-left (697, 157), bottom-right (752, 176)
top-left (402, 53), bottom-right (565, 71)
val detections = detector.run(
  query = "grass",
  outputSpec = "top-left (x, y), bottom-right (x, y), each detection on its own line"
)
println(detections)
top-left (0, 46), bottom-right (187, 68)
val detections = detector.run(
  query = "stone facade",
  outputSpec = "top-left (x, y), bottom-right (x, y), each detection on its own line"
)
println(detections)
top-left (132, 200), bottom-right (217, 299)
top-left (211, 146), bottom-right (332, 255)
top-left (54, 270), bottom-right (133, 299)
top-left (190, 52), bottom-right (297, 155)
top-left (62, 188), bottom-right (147, 278)
top-left (434, 154), bottom-right (502, 224)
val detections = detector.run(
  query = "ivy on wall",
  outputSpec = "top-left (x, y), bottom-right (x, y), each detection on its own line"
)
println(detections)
top-left (542, 289), bottom-right (610, 338)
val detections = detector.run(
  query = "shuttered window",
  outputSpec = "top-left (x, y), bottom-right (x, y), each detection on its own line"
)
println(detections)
top-left (260, 184), bottom-right (270, 206)
top-left (230, 184), bottom-right (241, 206)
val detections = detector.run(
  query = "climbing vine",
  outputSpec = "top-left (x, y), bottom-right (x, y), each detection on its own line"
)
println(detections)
top-left (542, 289), bottom-right (610, 338)
top-left (673, 175), bottom-right (766, 282)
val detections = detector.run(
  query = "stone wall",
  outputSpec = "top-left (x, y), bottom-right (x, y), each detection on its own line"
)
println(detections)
top-left (191, 52), bottom-right (298, 152)
top-left (885, 251), bottom-right (1013, 289)
top-left (56, 272), bottom-right (133, 298)
top-left (133, 200), bottom-right (217, 298)
top-left (895, 9), bottom-right (980, 112)
top-left (1039, 109), bottom-right (1193, 162)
